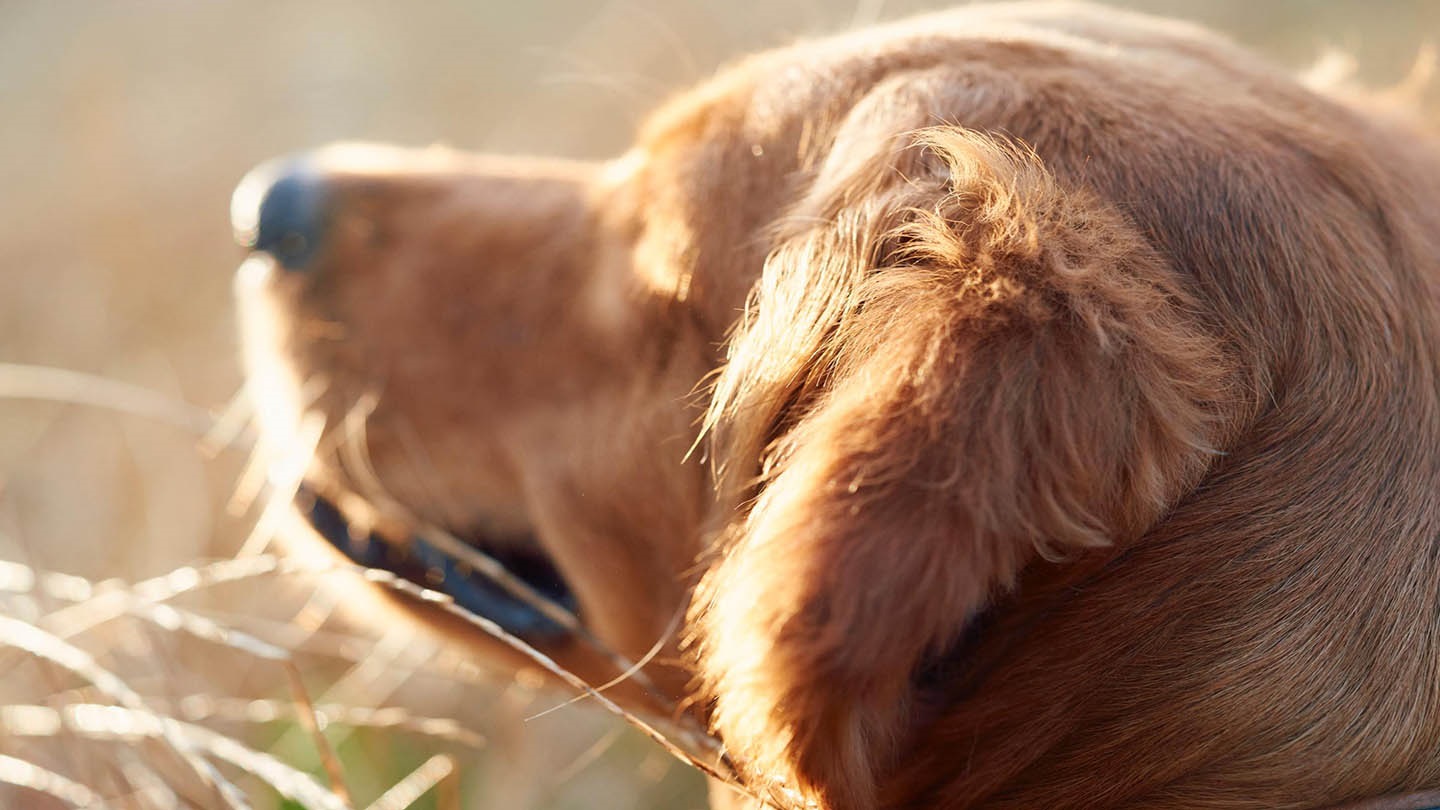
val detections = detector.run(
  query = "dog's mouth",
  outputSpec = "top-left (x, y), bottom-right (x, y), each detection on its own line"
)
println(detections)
top-left (295, 485), bottom-right (579, 644)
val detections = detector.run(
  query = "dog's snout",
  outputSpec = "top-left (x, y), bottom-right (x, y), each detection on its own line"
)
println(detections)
top-left (231, 158), bottom-right (330, 271)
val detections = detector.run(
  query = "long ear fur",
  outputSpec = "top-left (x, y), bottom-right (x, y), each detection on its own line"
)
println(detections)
top-left (691, 128), bottom-right (1231, 809)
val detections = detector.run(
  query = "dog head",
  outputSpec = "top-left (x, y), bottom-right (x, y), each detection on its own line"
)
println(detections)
top-left (234, 4), bottom-right (1440, 808)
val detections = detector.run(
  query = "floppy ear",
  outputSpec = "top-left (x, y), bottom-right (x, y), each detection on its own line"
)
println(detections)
top-left (691, 128), bottom-right (1232, 809)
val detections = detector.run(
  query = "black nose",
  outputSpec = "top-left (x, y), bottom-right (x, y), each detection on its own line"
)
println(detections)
top-left (231, 158), bottom-right (330, 271)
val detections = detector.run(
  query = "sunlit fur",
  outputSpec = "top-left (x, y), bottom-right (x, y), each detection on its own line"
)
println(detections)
top-left (693, 125), bottom-right (1235, 807)
top-left (239, 3), bottom-right (1440, 809)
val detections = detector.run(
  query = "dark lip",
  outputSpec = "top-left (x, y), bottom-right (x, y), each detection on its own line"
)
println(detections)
top-left (296, 486), bottom-right (579, 643)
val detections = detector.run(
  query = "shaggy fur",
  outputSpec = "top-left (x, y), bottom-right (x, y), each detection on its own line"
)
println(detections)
top-left (236, 3), bottom-right (1440, 809)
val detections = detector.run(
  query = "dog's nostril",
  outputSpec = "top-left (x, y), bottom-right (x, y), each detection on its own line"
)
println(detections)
top-left (231, 158), bottom-right (330, 271)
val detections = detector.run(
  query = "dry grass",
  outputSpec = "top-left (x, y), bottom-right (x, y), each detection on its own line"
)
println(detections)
top-left (0, 549), bottom-right (725, 809)
top-left (0, 364), bottom-right (731, 809)
top-left (1, 1), bottom-right (1437, 808)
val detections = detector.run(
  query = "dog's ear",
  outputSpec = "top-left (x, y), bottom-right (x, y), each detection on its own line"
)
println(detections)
top-left (691, 127), bottom-right (1232, 809)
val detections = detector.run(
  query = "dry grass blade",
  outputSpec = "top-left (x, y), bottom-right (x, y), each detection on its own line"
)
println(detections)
top-left (0, 560), bottom-right (103, 602)
top-left (130, 597), bottom-right (290, 661)
top-left (118, 752), bottom-right (182, 808)
top-left (0, 753), bottom-right (114, 810)
top-left (524, 604), bottom-right (684, 723)
top-left (3, 555), bottom-right (345, 651)
top-left (37, 556), bottom-right (289, 641)
top-left (166, 696), bottom-right (486, 748)
top-left (0, 704), bottom-right (350, 810)
top-left (363, 754), bottom-right (454, 810)
top-left (264, 625), bottom-right (434, 763)
top-left (0, 362), bottom-right (221, 436)
top-left (285, 663), bottom-right (354, 806)
top-left (0, 615), bottom-right (250, 810)
top-left (545, 726), bottom-right (625, 791)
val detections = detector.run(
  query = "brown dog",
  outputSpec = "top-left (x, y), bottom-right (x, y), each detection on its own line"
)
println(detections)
top-left (233, 3), bottom-right (1440, 808)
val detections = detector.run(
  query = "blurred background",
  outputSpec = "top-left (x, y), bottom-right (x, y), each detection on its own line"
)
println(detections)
top-left (0, 2), bottom-right (1436, 808)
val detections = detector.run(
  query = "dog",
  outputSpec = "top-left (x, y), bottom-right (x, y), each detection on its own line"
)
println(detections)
top-left (231, 3), bottom-right (1440, 808)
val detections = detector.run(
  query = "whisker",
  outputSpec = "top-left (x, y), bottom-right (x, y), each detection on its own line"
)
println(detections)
top-left (336, 391), bottom-right (386, 498)
top-left (621, 5), bottom-right (702, 82)
top-left (537, 70), bottom-right (671, 103)
top-left (234, 373), bottom-right (332, 517)
top-left (226, 417), bottom-right (271, 517)
top-left (237, 410), bottom-right (325, 558)
top-left (393, 415), bottom-right (465, 526)
top-left (850, 0), bottom-right (889, 29)
top-left (197, 386), bottom-right (257, 458)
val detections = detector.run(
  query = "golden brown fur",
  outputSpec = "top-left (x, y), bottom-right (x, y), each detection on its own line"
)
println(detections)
top-left (236, 3), bottom-right (1440, 808)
